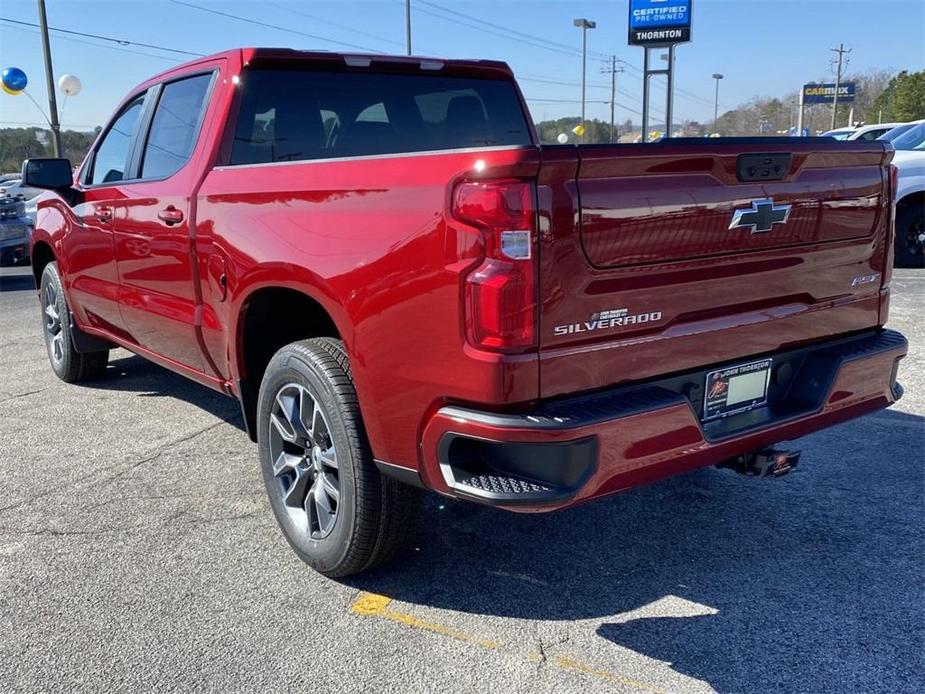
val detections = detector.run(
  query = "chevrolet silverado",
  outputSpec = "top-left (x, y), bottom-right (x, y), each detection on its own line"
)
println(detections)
top-left (23, 49), bottom-right (907, 576)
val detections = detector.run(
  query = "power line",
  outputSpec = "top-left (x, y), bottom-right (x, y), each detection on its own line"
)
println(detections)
top-left (524, 97), bottom-right (613, 105)
top-left (403, 0), bottom-right (585, 59)
top-left (168, 1), bottom-right (381, 53)
top-left (405, 3), bottom-right (718, 112)
top-left (517, 74), bottom-right (642, 105)
top-left (267, 1), bottom-right (403, 49)
top-left (616, 58), bottom-right (716, 108)
top-left (0, 20), bottom-right (184, 63)
top-left (0, 16), bottom-right (203, 56)
top-left (416, 0), bottom-right (584, 57)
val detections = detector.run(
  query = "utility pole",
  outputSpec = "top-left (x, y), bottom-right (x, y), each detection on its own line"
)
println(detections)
top-left (36, 0), bottom-right (62, 157)
top-left (405, 0), bottom-right (412, 56)
top-left (830, 42), bottom-right (851, 130)
top-left (601, 57), bottom-right (624, 143)
top-left (573, 18), bottom-right (596, 142)
top-left (711, 73), bottom-right (723, 135)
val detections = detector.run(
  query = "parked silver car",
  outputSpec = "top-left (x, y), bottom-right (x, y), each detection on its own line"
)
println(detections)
top-left (0, 181), bottom-right (37, 266)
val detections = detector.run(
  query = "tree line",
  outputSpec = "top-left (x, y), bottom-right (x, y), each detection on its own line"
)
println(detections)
top-left (714, 69), bottom-right (924, 136)
top-left (0, 127), bottom-right (99, 175)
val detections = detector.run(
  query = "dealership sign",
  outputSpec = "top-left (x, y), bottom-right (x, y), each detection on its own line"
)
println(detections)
top-left (802, 82), bottom-right (857, 104)
top-left (628, 0), bottom-right (692, 46)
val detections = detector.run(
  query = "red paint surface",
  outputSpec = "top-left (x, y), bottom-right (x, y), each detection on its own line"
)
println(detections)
top-left (30, 49), bottom-right (905, 509)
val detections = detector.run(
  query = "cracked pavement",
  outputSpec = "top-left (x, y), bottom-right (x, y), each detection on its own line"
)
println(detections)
top-left (1, 265), bottom-right (923, 693)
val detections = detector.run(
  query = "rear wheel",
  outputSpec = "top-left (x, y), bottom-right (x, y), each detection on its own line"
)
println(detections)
top-left (257, 337), bottom-right (420, 577)
top-left (39, 262), bottom-right (109, 382)
top-left (894, 204), bottom-right (925, 268)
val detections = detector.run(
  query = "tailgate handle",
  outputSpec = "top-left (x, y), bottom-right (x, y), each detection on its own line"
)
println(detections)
top-left (736, 153), bottom-right (791, 182)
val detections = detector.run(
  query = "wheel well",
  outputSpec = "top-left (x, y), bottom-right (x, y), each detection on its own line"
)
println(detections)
top-left (238, 287), bottom-right (340, 440)
top-left (897, 191), bottom-right (925, 214)
top-left (31, 241), bottom-right (55, 288)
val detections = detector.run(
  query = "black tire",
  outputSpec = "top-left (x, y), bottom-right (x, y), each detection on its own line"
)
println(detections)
top-left (39, 262), bottom-right (109, 383)
top-left (257, 337), bottom-right (421, 577)
top-left (894, 203), bottom-right (925, 268)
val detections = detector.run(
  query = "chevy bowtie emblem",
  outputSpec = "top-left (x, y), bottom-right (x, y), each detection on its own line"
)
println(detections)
top-left (729, 199), bottom-right (792, 234)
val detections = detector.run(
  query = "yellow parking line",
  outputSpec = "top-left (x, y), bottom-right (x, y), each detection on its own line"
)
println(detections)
top-left (552, 655), bottom-right (666, 694)
top-left (350, 592), bottom-right (501, 649)
top-left (350, 592), bottom-right (664, 693)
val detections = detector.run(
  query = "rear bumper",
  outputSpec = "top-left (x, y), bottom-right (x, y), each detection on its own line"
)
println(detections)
top-left (418, 329), bottom-right (907, 511)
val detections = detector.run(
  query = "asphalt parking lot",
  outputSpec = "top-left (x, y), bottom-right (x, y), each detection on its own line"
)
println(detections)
top-left (0, 265), bottom-right (922, 693)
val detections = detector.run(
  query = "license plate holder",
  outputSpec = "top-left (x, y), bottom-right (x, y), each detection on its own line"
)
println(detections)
top-left (703, 358), bottom-right (773, 422)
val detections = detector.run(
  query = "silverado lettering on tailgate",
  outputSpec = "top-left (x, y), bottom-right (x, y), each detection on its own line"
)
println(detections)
top-left (553, 308), bottom-right (664, 337)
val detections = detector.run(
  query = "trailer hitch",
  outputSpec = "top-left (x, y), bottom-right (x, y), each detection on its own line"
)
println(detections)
top-left (717, 447), bottom-right (801, 478)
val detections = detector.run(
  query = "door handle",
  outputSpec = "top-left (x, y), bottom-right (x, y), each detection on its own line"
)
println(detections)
top-left (158, 206), bottom-right (184, 225)
top-left (96, 206), bottom-right (113, 222)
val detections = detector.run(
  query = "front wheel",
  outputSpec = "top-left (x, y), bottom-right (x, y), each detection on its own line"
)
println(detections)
top-left (39, 262), bottom-right (109, 382)
top-left (257, 337), bottom-right (421, 577)
top-left (894, 204), bottom-right (925, 268)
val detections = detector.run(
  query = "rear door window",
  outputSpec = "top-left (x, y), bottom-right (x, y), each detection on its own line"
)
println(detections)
top-left (141, 73), bottom-right (213, 179)
top-left (229, 69), bottom-right (532, 165)
top-left (89, 96), bottom-right (145, 185)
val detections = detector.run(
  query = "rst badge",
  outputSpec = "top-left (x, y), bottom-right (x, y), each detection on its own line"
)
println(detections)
top-left (554, 307), bottom-right (663, 337)
top-left (729, 198), bottom-right (792, 234)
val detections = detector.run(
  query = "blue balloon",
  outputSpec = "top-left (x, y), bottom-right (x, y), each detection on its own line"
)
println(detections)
top-left (2, 67), bottom-right (28, 93)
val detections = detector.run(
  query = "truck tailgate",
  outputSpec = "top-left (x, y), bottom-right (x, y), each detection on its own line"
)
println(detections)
top-left (536, 139), bottom-right (893, 399)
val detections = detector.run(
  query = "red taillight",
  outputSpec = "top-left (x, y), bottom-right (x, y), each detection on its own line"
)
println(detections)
top-left (884, 162), bottom-right (899, 287)
top-left (452, 179), bottom-right (536, 352)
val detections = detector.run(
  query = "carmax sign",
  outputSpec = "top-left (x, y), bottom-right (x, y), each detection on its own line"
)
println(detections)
top-left (802, 82), bottom-right (857, 104)
top-left (629, 0), bottom-right (692, 46)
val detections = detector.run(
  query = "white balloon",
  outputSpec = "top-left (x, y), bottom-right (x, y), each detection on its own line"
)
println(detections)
top-left (556, 133), bottom-right (569, 144)
top-left (58, 74), bottom-right (82, 97)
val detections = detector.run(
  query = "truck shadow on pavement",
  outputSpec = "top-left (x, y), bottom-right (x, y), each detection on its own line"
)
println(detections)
top-left (349, 409), bottom-right (924, 693)
top-left (83, 354), bottom-right (245, 429)
top-left (77, 351), bottom-right (923, 692)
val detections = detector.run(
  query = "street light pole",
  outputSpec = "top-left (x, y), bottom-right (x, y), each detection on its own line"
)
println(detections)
top-left (573, 17), bottom-right (596, 143)
top-left (36, 0), bottom-right (62, 157)
top-left (405, 0), bottom-right (412, 56)
top-left (712, 73), bottom-right (723, 135)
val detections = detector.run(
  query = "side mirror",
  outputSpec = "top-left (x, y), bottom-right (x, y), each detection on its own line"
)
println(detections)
top-left (21, 158), bottom-right (74, 190)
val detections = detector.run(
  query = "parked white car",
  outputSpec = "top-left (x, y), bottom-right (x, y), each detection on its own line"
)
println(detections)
top-left (847, 122), bottom-right (906, 141)
top-left (886, 121), bottom-right (925, 267)
top-left (821, 127), bottom-right (855, 140)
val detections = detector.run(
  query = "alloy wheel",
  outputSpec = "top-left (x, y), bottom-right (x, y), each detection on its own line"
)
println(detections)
top-left (268, 383), bottom-right (341, 539)
top-left (903, 217), bottom-right (925, 258)
top-left (42, 283), bottom-right (65, 364)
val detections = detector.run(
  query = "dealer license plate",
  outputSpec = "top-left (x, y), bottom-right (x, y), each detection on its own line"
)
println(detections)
top-left (703, 358), bottom-right (772, 421)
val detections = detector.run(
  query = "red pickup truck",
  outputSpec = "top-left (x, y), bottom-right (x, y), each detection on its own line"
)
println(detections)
top-left (24, 49), bottom-right (907, 577)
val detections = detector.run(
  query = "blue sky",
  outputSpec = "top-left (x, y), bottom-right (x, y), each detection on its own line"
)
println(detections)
top-left (1, 0), bottom-right (923, 131)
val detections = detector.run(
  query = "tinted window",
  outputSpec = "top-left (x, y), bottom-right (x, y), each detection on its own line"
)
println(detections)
top-left (878, 123), bottom-right (914, 142)
top-left (857, 129), bottom-right (886, 141)
top-left (90, 97), bottom-right (144, 185)
top-left (892, 122), bottom-right (925, 151)
top-left (141, 73), bottom-right (212, 179)
top-left (230, 69), bottom-right (531, 165)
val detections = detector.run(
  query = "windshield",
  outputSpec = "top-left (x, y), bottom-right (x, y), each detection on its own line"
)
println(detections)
top-left (891, 122), bottom-right (925, 151)
top-left (878, 123), bottom-right (915, 142)
top-left (823, 129), bottom-right (852, 140)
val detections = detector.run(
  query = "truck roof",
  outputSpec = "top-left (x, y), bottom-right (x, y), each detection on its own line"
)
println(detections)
top-left (139, 47), bottom-right (515, 89)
